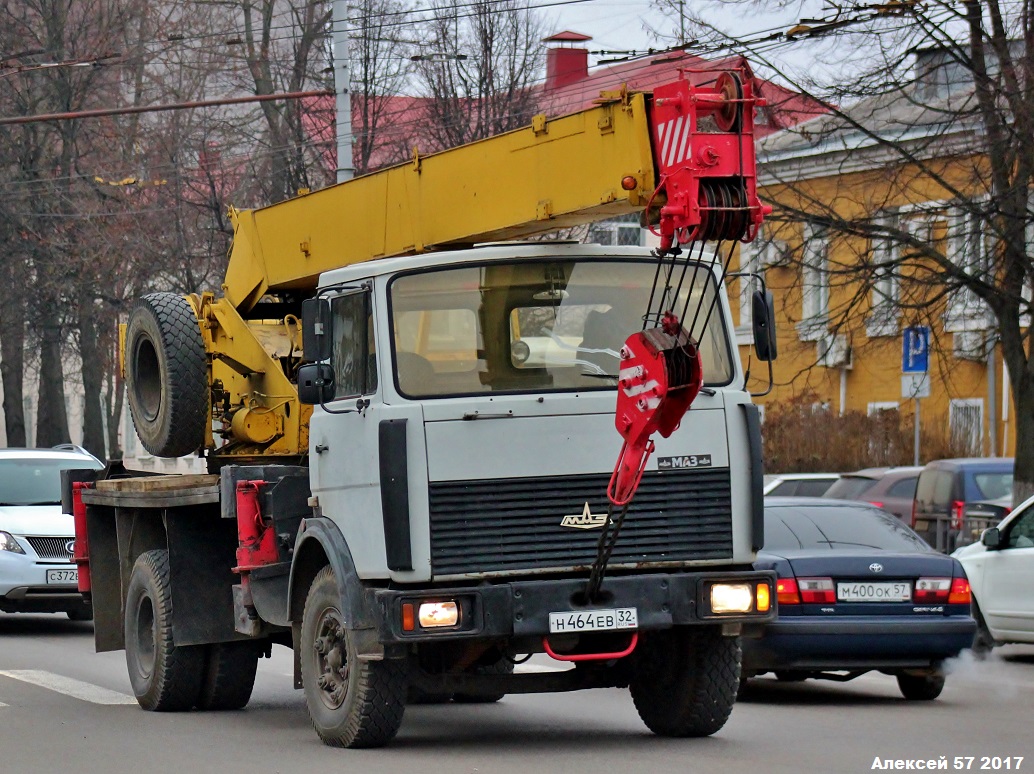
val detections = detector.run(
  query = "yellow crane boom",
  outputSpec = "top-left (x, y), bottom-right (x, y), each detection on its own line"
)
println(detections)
top-left (222, 90), bottom-right (655, 313)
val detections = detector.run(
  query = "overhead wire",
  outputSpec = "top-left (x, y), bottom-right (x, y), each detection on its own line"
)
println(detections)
top-left (0, 0), bottom-right (952, 203)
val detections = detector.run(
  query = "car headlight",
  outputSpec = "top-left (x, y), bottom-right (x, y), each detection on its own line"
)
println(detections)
top-left (0, 530), bottom-right (25, 554)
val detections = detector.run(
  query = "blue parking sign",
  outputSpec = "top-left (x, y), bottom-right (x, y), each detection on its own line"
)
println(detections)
top-left (902, 326), bottom-right (930, 373)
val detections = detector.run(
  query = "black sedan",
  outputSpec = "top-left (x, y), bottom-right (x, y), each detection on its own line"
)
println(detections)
top-left (742, 498), bottom-right (976, 700)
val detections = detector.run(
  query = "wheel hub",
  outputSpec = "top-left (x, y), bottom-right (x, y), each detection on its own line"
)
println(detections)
top-left (313, 608), bottom-right (349, 710)
top-left (134, 595), bottom-right (157, 678)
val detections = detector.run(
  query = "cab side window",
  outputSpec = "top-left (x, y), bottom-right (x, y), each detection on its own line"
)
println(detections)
top-left (331, 291), bottom-right (377, 399)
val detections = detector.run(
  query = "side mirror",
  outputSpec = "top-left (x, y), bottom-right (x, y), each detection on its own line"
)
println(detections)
top-left (751, 290), bottom-right (777, 362)
top-left (981, 527), bottom-right (1003, 550)
top-left (301, 297), bottom-right (331, 362)
top-left (298, 363), bottom-right (335, 405)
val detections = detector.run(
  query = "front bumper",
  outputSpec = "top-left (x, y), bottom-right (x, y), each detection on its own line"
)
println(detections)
top-left (0, 552), bottom-right (84, 613)
top-left (741, 615), bottom-right (977, 672)
top-left (374, 569), bottom-right (776, 644)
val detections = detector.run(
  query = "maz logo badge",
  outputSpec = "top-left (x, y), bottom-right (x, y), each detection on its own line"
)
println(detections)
top-left (560, 502), bottom-right (608, 530)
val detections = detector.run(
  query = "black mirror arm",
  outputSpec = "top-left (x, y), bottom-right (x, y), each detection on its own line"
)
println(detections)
top-left (317, 383), bottom-right (371, 416)
top-left (749, 357), bottom-right (774, 398)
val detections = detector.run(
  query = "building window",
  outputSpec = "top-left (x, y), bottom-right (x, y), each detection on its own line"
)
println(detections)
top-left (867, 401), bottom-right (900, 415)
top-left (587, 213), bottom-right (644, 246)
top-left (796, 222), bottom-right (829, 341)
top-left (866, 214), bottom-right (900, 338)
top-left (945, 208), bottom-right (991, 333)
top-left (866, 401), bottom-right (900, 457)
top-left (949, 398), bottom-right (984, 456)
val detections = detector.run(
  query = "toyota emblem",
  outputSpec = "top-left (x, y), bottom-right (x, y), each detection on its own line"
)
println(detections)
top-left (65, 540), bottom-right (76, 556)
top-left (869, 562), bottom-right (884, 573)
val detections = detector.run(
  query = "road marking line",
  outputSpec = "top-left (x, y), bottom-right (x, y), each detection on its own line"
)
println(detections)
top-left (515, 664), bottom-right (571, 674)
top-left (0, 670), bottom-right (137, 705)
top-left (0, 701), bottom-right (8, 708)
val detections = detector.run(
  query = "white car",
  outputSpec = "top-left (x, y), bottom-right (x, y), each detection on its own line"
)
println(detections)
top-left (0, 446), bottom-right (104, 620)
top-left (953, 493), bottom-right (1034, 652)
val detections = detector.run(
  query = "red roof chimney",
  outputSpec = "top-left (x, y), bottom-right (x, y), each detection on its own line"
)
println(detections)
top-left (544, 31), bottom-right (592, 90)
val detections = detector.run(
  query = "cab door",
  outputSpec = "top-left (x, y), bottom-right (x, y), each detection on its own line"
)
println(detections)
top-left (308, 285), bottom-right (427, 581)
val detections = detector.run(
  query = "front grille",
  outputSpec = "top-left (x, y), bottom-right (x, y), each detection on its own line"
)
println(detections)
top-left (429, 467), bottom-right (733, 577)
top-left (25, 536), bottom-right (74, 561)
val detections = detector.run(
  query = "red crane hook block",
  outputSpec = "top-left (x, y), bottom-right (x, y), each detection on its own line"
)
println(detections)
top-left (607, 313), bottom-right (703, 506)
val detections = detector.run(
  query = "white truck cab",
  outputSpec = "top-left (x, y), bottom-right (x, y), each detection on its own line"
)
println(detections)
top-left (305, 243), bottom-right (763, 584)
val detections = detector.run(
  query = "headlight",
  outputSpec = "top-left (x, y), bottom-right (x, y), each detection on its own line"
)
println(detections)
top-left (418, 601), bottom-right (459, 628)
top-left (710, 582), bottom-right (754, 614)
top-left (0, 531), bottom-right (25, 554)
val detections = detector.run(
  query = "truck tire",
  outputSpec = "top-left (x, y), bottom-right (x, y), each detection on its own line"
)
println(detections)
top-left (301, 566), bottom-right (406, 747)
top-left (66, 606), bottom-right (93, 622)
top-left (406, 685), bottom-right (454, 704)
top-left (197, 642), bottom-right (260, 710)
top-left (124, 549), bottom-right (205, 711)
top-left (630, 626), bottom-right (740, 737)
top-left (896, 669), bottom-right (945, 701)
top-left (125, 292), bottom-right (208, 457)
top-left (453, 656), bottom-right (514, 703)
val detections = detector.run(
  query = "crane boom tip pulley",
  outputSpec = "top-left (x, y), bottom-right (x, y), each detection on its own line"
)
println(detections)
top-left (608, 68), bottom-right (769, 507)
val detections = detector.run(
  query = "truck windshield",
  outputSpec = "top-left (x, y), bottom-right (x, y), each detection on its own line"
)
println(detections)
top-left (388, 258), bottom-right (734, 398)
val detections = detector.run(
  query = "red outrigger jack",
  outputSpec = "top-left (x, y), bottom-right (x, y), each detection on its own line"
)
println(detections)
top-left (607, 70), bottom-right (769, 507)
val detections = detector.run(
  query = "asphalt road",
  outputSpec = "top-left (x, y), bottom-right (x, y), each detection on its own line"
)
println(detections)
top-left (0, 613), bottom-right (1030, 774)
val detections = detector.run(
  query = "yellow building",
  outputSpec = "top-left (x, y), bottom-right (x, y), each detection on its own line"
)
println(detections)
top-left (736, 48), bottom-right (1014, 461)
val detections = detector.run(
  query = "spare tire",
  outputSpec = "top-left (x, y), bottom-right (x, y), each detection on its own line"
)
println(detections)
top-left (125, 292), bottom-right (208, 457)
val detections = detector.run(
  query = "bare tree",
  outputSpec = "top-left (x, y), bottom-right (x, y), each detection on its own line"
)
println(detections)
top-left (225, 0), bottom-right (334, 203)
top-left (0, 0), bottom-right (146, 450)
top-left (414, 0), bottom-right (545, 150)
top-left (665, 2), bottom-right (1034, 499)
top-left (349, 0), bottom-right (413, 174)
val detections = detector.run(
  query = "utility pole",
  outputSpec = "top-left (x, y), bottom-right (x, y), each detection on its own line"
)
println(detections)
top-left (333, 0), bottom-right (354, 183)
top-left (679, 0), bottom-right (685, 45)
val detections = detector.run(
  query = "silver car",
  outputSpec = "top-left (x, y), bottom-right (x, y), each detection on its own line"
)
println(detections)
top-left (0, 446), bottom-right (104, 619)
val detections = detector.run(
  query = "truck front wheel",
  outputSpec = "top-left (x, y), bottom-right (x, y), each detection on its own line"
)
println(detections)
top-left (630, 626), bottom-right (740, 737)
top-left (301, 566), bottom-right (406, 748)
top-left (124, 549), bottom-right (205, 711)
